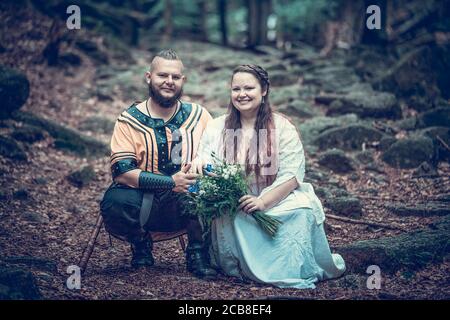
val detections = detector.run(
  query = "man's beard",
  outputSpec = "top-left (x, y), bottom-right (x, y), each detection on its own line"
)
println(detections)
top-left (148, 82), bottom-right (183, 109)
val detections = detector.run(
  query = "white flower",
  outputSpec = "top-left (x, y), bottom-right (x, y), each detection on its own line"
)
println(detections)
top-left (229, 166), bottom-right (238, 175)
top-left (223, 174), bottom-right (229, 180)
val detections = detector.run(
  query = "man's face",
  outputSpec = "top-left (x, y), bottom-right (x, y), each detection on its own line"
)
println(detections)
top-left (146, 57), bottom-right (186, 108)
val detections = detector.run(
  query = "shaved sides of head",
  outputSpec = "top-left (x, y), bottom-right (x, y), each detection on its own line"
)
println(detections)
top-left (150, 49), bottom-right (184, 72)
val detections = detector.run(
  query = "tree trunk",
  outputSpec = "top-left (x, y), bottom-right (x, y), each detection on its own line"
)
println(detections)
top-left (246, 0), bottom-right (271, 48)
top-left (218, 0), bottom-right (228, 46)
top-left (335, 0), bottom-right (366, 49)
top-left (199, 0), bottom-right (208, 41)
top-left (163, 0), bottom-right (173, 43)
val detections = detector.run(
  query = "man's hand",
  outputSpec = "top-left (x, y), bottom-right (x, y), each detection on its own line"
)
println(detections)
top-left (172, 163), bottom-right (198, 193)
top-left (238, 195), bottom-right (266, 214)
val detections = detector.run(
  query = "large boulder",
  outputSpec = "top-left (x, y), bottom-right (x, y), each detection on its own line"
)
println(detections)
top-left (323, 91), bottom-right (402, 119)
top-left (318, 149), bottom-right (356, 174)
top-left (313, 124), bottom-right (385, 151)
top-left (417, 107), bottom-right (450, 129)
top-left (278, 100), bottom-right (320, 119)
top-left (419, 126), bottom-right (450, 162)
top-left (298, 114), bottom-right (359, 146)
top-left (0, 65), bottom-right (30, 119)
top-left (303, 62), bottom-right (361, 92)
top-left (0, 263), bottom-right (42, 300)
top-left (382, 136), bottom-right (435, 169)
top-left (337, 215), bottom-right (450, 274)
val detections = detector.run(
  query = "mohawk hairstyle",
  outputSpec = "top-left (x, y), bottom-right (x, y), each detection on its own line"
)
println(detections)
top-left (154, 49), bottom-right (180, 60)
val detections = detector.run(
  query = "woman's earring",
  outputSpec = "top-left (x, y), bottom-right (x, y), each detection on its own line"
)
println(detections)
top-left (261, 96), bottom-right (265, 104)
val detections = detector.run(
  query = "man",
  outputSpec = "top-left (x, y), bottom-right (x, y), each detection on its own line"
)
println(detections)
top-left (100, 49), bottom-right (217, 279)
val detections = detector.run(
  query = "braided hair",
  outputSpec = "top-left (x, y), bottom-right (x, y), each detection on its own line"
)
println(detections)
top-left (223, 64), bottom-right (278, 191)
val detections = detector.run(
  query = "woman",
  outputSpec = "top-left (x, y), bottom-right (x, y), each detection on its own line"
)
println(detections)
top-left (192, 65), bottom-right (345, 289)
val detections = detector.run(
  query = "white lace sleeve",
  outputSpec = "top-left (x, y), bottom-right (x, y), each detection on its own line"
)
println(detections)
top-left (194, 117), bottom-right (223, 165)
top-left (260, 118), bottom-right (305, 196)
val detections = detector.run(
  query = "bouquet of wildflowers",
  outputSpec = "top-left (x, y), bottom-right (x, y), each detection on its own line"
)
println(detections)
top-left (184, 153), bottom-right (282, 239)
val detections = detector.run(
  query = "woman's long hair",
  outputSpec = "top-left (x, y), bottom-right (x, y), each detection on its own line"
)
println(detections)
top-left (222, 65), bottom-right (278, 192)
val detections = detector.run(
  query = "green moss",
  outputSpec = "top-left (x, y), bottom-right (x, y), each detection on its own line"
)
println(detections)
top-left (67, 165), bottom-right (96, 188)
top-left (12, 112), bottom-right (109, 158)
top-left (0, 135), bottom-right (27, 161)
top-left (338, 216), bottom-right (450, 274)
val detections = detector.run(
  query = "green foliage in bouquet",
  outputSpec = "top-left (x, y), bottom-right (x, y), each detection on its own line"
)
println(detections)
top-left (183, 153), bottom-right (282, 240)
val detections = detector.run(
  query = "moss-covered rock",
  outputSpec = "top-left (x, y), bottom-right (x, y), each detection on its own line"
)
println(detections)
top-left (325, 91), bottom-right (401, 119)
top-left (417, 107), bottom-right (450, 128)
top-left (12, 112), bottom-right (109, 158)
top-left (382, 136), bottom-right (434, 169)
top-left (269, 71), bottom-right (299, 87)
top-left (354, 150), bottom-right (375, 165)
top-left (395, 117), bottom-right (418, 131)
top-left (318, 149), bottom-right (356, 174)
top-left (378, 136), bottom-right (397, 152)
top-left (0, 65), bottom-right (30, 119)
top-left (11, 125), bottom-right (45, 143)
top-left (325, 196), bottom-right (363, 219)
top-left (372, 46), bottom-right (443, 101)
top-left (278, 100), bottom-right (320, 119)
top-left (313, 124), bottom-right (385, 151)
top-left (337, 215), bottom-right (450, 274)
top-left (419, 126), bottom-right (450, 163)
top-left (0, 263), bottom-right (42, 300)
top-left (412, 161), bottom-right (439, 178)
top-left (67, 165), bottom-right (96, 188)
top-left (3, 256), bottom-right (57, 273)
top-left (298, 114), bottom-right (359, 146)
top-left (386, 202), bottom-right (450, 217)
top-left (78, 116), bottom-right (115, 134)
top-left (270, 85), bottom-right (301, 105)
top-left (0, 135), bottom-right (27, 161)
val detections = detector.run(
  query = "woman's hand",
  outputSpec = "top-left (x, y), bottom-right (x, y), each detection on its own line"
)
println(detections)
top-left (190, 158), bottom-right (218, 177)
top-left (238, 195), bottom-right (266, 214)
top-left (190, 158), bottom-right (207, 176)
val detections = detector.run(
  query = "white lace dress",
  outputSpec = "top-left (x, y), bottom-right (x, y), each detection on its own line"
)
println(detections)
top-left (196, 113), bottom-right (346, 289)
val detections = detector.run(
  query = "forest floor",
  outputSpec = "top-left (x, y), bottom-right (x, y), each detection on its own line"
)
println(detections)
top-left (0, 5), bottom-right (449, 300)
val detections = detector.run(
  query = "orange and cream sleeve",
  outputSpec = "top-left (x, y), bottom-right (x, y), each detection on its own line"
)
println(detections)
top-left (110, 120), bottom-right (139, 179)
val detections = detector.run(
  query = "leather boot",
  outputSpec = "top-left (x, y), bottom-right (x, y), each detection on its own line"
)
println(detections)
top-left (186, 243), bottom-right (217, 280)
top-left (130, 237), bottom-right (154, 268)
